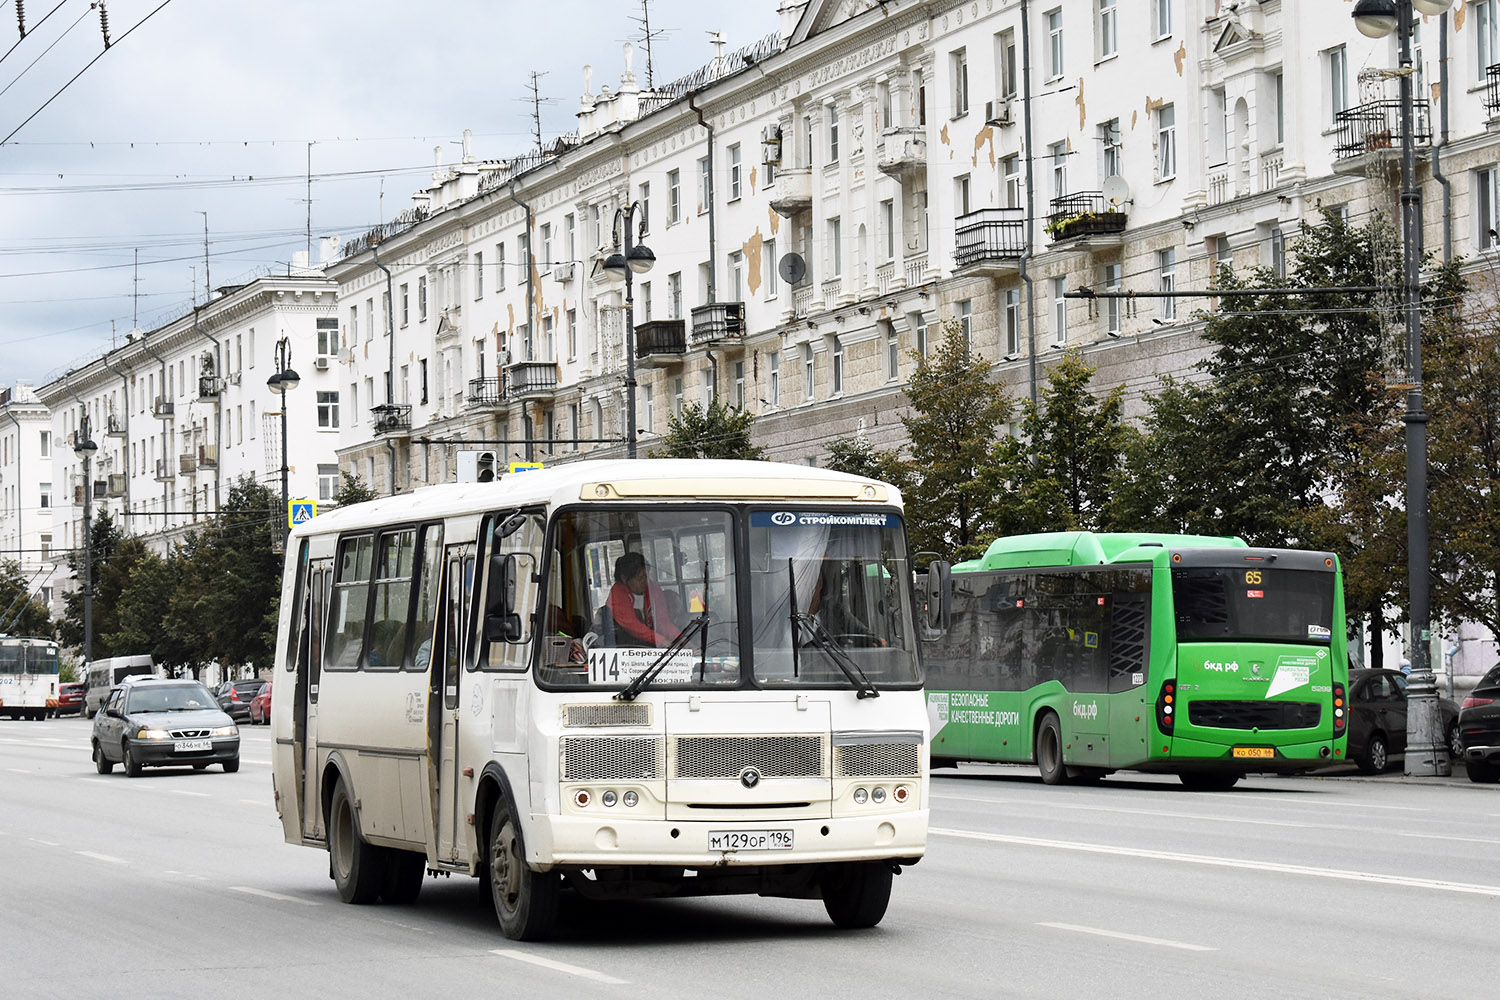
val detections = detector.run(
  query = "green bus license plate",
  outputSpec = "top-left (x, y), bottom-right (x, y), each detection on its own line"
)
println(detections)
top-left (708, 829), bottom-right (794, 851)
top-left (1232, 747), bottom-right (1274, 759)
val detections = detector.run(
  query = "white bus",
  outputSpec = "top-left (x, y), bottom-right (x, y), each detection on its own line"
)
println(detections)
top-left (0, 636), bottom-right (61, 720)
top-left (270, 459), bottom-right (928, 940)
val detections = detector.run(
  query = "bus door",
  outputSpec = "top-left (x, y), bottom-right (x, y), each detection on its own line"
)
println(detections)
top-left (297, 559), bottom-right (332, 841)
top-left (434, 544), bottom-right (474, 864)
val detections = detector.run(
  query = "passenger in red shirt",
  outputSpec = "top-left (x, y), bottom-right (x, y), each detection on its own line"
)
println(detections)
top-left (607, 552), bottom-right (680, 647)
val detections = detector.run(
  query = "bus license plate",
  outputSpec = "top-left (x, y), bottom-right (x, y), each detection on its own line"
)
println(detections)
top-left (1232, 747), bottom-right (1274, 759)
top-left (175, 740), bottom-right (212, 752)
top-left (708, 829), bottom-right (794, 851)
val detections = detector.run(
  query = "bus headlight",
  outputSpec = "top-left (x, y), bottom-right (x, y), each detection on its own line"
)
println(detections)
top-left (622, 790), bottom-right (639, 808)
top-left (601, 790), bottom-right (618, 807)
top-left (853, 787), bottom-right (869, 804)
top-left (872, 786), bottom-right (887, 804)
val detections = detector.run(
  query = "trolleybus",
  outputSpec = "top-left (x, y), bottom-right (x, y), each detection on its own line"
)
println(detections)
top-left (270, 459), bottom-right (928, 939)
top-left (0, 636), bottom-right (62, 720)
top-left (923, 532), bottom-right (1348, 789)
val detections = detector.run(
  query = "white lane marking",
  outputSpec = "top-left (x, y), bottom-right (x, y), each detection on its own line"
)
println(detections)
top-left (170, 789), bottom-right (211, 798)
top-left (490, 949), bottom-right (628, 985)
top-left (79, 778), bottom-right (113, 785)
top-left (1038, 922), bottom-right (1215, 952)
top-left (229, 886), bottom-right (320, 906)
top-left (29, 838), bottom-right (60, 846)
top-left (239, 799), bottom-right (267, 806)
top-left (5, 768), bottom-right (34, 774)
top-left (76, 851), bottom-right (126, 864)
top-left (1395, 831), bottom-right (1500, 845)
top-left (930, 827), bottom-right (1500, 897)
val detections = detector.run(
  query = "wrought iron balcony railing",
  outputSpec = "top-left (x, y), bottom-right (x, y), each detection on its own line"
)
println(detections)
top-left (954, 208), bottom-right (1027, 268)
top-left (1333, 99), bottom-right (1431, 160)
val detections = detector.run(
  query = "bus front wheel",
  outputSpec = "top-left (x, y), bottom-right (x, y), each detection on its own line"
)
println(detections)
top-left (1179, 772), bottom-right (1240, 791)
top-left (1036, 714), bottom-right (1068, 785)
top-left (822, 862), bottom-right (893, 929)
top-left (329, 780), bottom-right (385, 904)
top-left (487, 800), bottom-right (559, 941)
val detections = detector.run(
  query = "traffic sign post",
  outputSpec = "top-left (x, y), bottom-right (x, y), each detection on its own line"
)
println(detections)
top-left (288, 499), bottom-right (316, 529)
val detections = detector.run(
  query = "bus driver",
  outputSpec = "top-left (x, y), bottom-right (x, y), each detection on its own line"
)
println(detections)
top-left (606, 552), bottom-right (681, 648)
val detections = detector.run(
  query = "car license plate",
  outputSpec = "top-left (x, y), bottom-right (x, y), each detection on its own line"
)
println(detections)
top-left (707, 829), bottom-right (794, 851)
top-left (1232, 746), bottom-right (1274, 759)
top-left (175, 739), bottom-right (212, 752)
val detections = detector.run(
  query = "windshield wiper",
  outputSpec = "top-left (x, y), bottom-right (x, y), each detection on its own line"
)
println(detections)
top-left (793, 611), bottom-right (880, 699)
top-left (614, 613), bottom-right (711, 702)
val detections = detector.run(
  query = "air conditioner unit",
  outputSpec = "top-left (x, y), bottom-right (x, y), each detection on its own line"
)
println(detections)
top-left (985, 98), bottom-right (1015, 127)
top-left (107, 474), bottom-right (127, 498)
top-left (553, 261), bottom-right (576, 282)
top-left (314, 356), bottom-right (330, 370)
top-left (228, 372), bottom-right (242, 386)
top-left (761, 124), bottom-right (783, 164)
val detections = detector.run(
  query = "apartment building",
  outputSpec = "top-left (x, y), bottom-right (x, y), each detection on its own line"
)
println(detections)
top-left (0, 384), bottom-right (58, 611)
top-left (35, 270), bottom-right (341, 563)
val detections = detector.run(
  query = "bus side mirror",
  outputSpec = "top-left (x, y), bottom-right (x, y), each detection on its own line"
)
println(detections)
top-left (484, 553), bottom-right (523, 643)
top-left (924, 561), bottom-right (952, 636)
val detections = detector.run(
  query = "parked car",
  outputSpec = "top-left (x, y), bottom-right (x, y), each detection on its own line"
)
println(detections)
top-left (1458, 664), bottom-right (1500, 784)
top-left (1346, 668), bottom-right (1461, 774)
top-left (56, 682), bottom-right (86, 717)
top-left (90, 677), bottom-right (239, 776)
top-left (248, 681), bottom-right (272, 725)
top-left (215, 679), bottom-right (266, 723)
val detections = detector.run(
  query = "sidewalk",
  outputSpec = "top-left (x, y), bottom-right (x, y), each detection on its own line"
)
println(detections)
top-left (1308, 756), bottom-right (1485, 784)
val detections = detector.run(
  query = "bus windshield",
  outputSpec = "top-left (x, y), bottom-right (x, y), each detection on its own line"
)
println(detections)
top-left (747, 509), bottom-right (920, 688)
top-left (1172, 567), bottom-right (1334, 645)
top-left (0, 641), bottom-right (58, 674)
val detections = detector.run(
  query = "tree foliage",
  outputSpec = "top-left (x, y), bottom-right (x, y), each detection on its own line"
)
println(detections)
top-left (334, 470), bottom-right (378, 507)
top-left (656, 400), bottom-right (766, 460)
top-left (0, 560), bottom-right (55, 638)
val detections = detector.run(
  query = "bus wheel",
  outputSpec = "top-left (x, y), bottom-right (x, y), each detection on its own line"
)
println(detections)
top-left (93, 742), bottom-right (114, 775)
top-left (821, 862), bottom-right (893, 929)
top-left (1467, 761), bottom-right (1500, 783)
top-left (1357, 733), bottom-right (1389, 775)
top-left (123, 743), bottom-right (143, 778)
top-left (382, 849), bottom-right (426, 905)
top-left (329, 780), bottom-right (385, 904)
top-left (487, 801), bottom-right (559, 941)
top-left (1179, 772), bottom-right (1239, 791)
top-left (1036, 714), bottom-right (1068, 785)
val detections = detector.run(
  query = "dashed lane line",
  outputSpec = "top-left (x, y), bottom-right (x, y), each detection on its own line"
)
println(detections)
top-left (229, 886), bottom-right (320, 906)
top-left (76, 851), bottom-right (126, 864)
top-left (1038, 922), bottom-right (1215, 952)
top-left (490, 949), bottom-right (628, 985)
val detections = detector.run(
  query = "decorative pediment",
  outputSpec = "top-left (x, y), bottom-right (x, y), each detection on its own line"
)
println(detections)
top-left (790, 0), bottom-right (884, 47)
top-left (1214, 21), bottom-right (1257, 53)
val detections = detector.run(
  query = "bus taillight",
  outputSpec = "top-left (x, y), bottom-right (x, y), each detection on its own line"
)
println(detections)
top-left (1331, 681), bottom-right (1347, 738)
top-left (1157, 681), bottom-right (1176, 733)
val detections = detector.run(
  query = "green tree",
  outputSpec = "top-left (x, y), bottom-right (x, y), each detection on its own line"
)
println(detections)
top-left (825, 435), bottom-right (909, 490)
top-left (1005, 351), bottom-right (1133, 533)
top-left (334, 470), bottom-right (378, 507)
top-left (0, 560), bottom-right (55, 638)
top-left (59, 512), bottom-right (131, 657)
top-left (107, 548), bottom-right (198, 675)
top-left (901, 323), bottom-right (1014, 561)
top-left (655, 400), bottom-right (766, 460)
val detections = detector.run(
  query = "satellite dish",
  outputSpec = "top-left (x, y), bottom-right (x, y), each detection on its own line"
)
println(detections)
top-left (1102, 174), bottom-right (1132, 208)
top-left (777, 252), bottom-right (808, 285)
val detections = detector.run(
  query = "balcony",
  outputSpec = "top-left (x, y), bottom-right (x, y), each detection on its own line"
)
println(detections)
top-left (197, 376), bottom-right (223, 400)
top-left (1332, 99), bottom-right (1431, 166)
top-left (467, 376), bottom-right (508, 409)
top-left (198, 444), bottom-right (218, 469)
top-left (152, 396), bottom-right (175, 419)
top-left (792, 285), bottom-right (815, 319)
top-left (506, 361), bottom-right (558, 400)
top-left (371, 402), bottom-right (412, 436)
top-left (690, 302), bottom-right (745, 346)
top-left (634, 318), bottom-right (687, 367)
top-left (768, 167), bottom-right (812, 217)
top-left (904, 253), bottom-right (929, 288)
top-left (1487, 64), bottom-right (1500, 117)
top-left (154, 459), bottom-right (175, 481)
top-left (105, 414), bottom-right (125, 437)
top-left (179, 453), bottom-right (198, 475)
top-left (1046, 192), bottom-right (1127, 247)
top-left (106, 474), bottom-right (127, 498)
top-left (877, 127), bottom-right (927, 180)
top-left (954, 208), bottom-right (1026, 274)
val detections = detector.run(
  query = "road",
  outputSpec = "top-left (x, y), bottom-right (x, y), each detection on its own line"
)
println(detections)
top-left (3, 717), bottom-right (1495, 999)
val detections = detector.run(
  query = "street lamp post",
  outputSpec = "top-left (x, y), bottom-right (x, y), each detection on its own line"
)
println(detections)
top-left (602, 203), bottom-right (656, 459)
top-left (1352, 0), bottom-right (1454, 776)
top-left (72, 416), bottom-right (97, 668)
top-left (267, 337), bottom-right (301, 543)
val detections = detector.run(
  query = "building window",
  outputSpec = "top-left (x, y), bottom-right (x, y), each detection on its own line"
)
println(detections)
top-left (958, 299), bottom-right (973, 350)
top-left (916, 314), bottom-right (929, 358)
top-left (1479, 0), bottom-right (1497, 81)
top-left (955, 174), bottom-right (971, 216)
top-left (564, 214), bottom-right (576, 264)
top-left (672, 377), bottom-right (684, 417)
top-left (1271, 227), bottom-right (1287, 279)
top-left (567, 309), bottom-right (578, 360)
top-left (1098, 0), bottom-right (1117, 60)
top-left (951, 47), bottom-right (969, 117)
top-left (318, 464), bottom-right (339, 502)
top-left (638, 282), bottom-right (651, 324)
top-left (831, 336), bottom-right (845, 395)
top-left (637, 184), bottom-right (650, 234)
top-left (828, 105), bottom-right (840, 163)
top-left (733, 361), bottom-right (746, 409)
top-left (39, 482), bottom-right (50, 509)
top-left (1156, 104), bottom-right (1176, 180)
top-left (40, 536), bottom-right (51, 562)
top-left (769, 350), bottom-right (781, 406)
top-left (419, 359), bottom-right (429, 404)
top-left (881, 201), bottom-right (895, 260)
top-left (728, 252), bottom-right (745, 301)
top-left (1477, 167), bottom-right (1500, 250)
top-left (1273, 71), bottom-right (1285, 146)
top-left (1004, 288), bottom-right (1021, 356)
top-left (540, 224), bottom-right (553, 274)
top-left (1214, 234), bottom-right (1234, 279)
top-left (474, 251), bottom-right (484, 299)
top-left (829, 217), bottom-right (842, 276)
top-left (803, 343), bottom-right (815, 400)
top-left (418, 277), bottom-right (428, 321)
top-left (697, 157), bottom-right (711, 213)
top-left (496, 243), bottom-right (506, 291)
top-left (1326, 45), bottom-right (1349, 125)
top-left (765, 240), bottom-right (779, 298)
top-left (39, 430), bottom-right (50, 458)
top-left (728, 144), bottom-right (742, 200)
top-left (1053, 275), bottom-right (1068, 345)
top-left (1101, 119), bottom-right (1122, 179)
top-left (1050, 141), bottom-right (1069, 200)
top-left (365, 297), bottom-right (374, 341)
top-left (668, 169), bottom-right (681, 224)
top-left (998, 29), bottom-right (1017, 98)
top-left (643, 385), bottom-right (654, 433)
top-left (1154, 0), bottom-right (1173, 39)
top-left (317, 391), bottom-right (340, 429)
top-left (1154, 248), bottom-right (1175, 321)
top-left (1003, 155), bottom-right (1022, 208)
top-left (668, 271), bottom-right (683, 318)
top-left (1104, 263), bottom-right (1123, 335)
top-left (1046, 7), bottom-right (1065, 80)
top-left (887, 324), bottom-right (900, 379)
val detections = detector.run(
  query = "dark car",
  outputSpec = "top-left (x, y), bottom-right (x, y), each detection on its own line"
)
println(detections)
top-left (91, 677), bottom-right (240, 777)
top-left (248, 680), bottom-right (272, 725)
top-left (215, 679), bottom-right (266, 723)
top-left (57, 682), bottom-right (86, 717)
top-left (1346, 668), bottom-right (1461, 774)
top-left (1458, 664), bottom-right (1500, 783)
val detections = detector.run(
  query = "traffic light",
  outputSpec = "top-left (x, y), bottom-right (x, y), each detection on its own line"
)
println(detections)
top-left (457, 449), bottom-right (499, 483)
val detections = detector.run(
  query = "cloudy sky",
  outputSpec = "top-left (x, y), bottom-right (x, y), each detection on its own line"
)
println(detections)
top-left (0, 0), bottom-right (775, 386)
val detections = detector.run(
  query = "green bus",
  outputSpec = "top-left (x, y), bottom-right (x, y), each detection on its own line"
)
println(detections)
top-left (922, 532), bottom-right (1348, 789)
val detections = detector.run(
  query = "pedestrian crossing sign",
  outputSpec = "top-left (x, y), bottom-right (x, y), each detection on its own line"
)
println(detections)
top-left (288, 500), bottom-right (316, 528)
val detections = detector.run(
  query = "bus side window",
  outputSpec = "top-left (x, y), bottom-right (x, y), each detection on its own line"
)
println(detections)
top-left (327, 535), bottom-right (374, 670)
top-left (286, 541), bottom-right (310, 673)
top-left (480, 509), bottom-right (544, 671)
